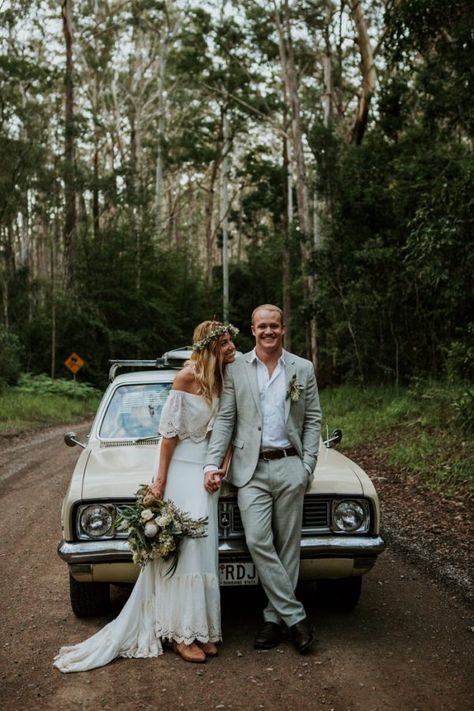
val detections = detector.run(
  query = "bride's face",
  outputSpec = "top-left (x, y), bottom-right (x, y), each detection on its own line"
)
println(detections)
top-left (218, 332), bottom-right (236, 364)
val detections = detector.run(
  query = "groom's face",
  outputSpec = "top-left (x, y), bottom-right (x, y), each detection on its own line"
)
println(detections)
top-left (251, 308), bottom-right (285, 355)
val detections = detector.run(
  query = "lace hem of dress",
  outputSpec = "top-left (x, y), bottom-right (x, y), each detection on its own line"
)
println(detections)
top-left (118, 637), bottom-right (164, 660)
top-left (156, 626), bottom-right (222, 646)
top-left (159, 427), bottom-right (211, 442)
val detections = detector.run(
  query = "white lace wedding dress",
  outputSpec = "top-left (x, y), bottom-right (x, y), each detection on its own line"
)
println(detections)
top-left (54, 391), bottom-right (221, 673)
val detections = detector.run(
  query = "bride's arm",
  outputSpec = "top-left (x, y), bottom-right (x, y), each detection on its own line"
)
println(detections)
top-left (150, 435), bottom-right (178, 498)
top-left (151, 367), bottom-right (198, 498)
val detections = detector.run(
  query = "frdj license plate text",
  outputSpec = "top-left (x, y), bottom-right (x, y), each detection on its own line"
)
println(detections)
top-left (219, 562), bottom-right (258, 586)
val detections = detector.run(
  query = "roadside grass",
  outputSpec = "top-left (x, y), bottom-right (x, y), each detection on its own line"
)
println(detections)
top-left (0, 375), bottom-right (101, 434)
top-left (320, 381), bottom-right (474, 496)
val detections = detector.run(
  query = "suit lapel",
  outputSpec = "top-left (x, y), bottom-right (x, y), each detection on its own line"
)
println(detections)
top-left (284, 353), bottom-right (297, 421)
top-left (243, 353), bottom-right (262, 415)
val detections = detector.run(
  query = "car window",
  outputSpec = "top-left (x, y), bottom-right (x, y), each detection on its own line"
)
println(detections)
top-left (99, 382), bottom-right (172, 439)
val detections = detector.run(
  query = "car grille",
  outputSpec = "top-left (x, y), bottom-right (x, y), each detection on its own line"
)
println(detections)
top-left (218, 496), bottom-right (331, 538)
top-left (100, 438), bottom-right (161, 448)
top-left (302, 497), bottom-right (330, 530)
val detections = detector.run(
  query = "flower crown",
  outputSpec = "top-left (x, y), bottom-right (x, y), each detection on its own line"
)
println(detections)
top-left (192, 323), bottom-right (239, 352)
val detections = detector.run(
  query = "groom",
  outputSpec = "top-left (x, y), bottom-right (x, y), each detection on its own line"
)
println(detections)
top-left (204, 304), bottom-right (321, 653)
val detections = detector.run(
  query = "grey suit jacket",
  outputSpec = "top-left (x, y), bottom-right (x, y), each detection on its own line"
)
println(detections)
top-left (206, 350), bottom-right (321, 487)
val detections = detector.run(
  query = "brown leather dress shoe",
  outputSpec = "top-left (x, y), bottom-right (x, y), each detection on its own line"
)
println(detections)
top-left (172, 641), bottom-right (206, 663)
top-left (288, 617), bottom-right (315, 653)
top-left (197, 641), bottom-right (218, 657)
top-left (254, 622), bottom-right (283, 649)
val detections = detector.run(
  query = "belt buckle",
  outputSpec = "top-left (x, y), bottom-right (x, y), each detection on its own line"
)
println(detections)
top-left (261, 450), bottom-right (271, 461)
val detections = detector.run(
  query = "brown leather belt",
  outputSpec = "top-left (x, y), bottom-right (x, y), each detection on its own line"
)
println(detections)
top-left (259, 447), bottom-right (298, 461)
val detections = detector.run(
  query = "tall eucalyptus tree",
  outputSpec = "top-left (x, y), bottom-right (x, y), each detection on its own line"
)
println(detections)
top-left (60, 0), bottom-right (77, 288)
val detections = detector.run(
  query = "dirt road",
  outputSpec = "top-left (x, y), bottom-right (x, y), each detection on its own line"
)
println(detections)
top-left (1, 425), bottom-right (473, 711)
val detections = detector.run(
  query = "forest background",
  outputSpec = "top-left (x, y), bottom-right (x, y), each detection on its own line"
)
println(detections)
top-left (0, 0), bottom-right (472, 396)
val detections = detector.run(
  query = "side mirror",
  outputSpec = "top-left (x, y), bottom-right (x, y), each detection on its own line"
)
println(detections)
top-left (323, 429), bottom-right (343, 448)
top-left (64, 431), bottom-right (86, 449)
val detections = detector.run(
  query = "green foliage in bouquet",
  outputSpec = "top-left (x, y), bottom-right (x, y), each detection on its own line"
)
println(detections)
top-left (116, 485), bottom-right (208, 575)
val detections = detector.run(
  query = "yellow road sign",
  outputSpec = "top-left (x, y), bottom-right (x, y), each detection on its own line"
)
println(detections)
top-left (64, 352), bottom-right (85, 374)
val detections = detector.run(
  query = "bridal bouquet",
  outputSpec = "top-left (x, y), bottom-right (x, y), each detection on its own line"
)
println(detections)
top-left (116, 485), bottom-right (208, 574)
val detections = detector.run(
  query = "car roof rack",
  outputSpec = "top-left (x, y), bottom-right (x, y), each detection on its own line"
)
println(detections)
top-left (108, 348), bottom-right (193, 381)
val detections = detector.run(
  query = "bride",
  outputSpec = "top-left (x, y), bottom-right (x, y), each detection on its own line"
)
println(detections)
top-left (54, 320), bottom-right (237, 672)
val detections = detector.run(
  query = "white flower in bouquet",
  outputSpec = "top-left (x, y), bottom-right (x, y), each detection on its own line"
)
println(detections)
top-left (172, 520), bottom-right (183, 535)
top-left (144, 520), bottom-right (159, 538)
top-left (141, 509), bottom-right (154, 521)
top-left (160, 532), bottom-right (175, 549)
top-left (155, 513), bottom-right (172, 527)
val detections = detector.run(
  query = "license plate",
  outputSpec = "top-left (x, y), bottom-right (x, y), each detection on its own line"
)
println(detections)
top-left (219, 562), bottom-right (258, 586)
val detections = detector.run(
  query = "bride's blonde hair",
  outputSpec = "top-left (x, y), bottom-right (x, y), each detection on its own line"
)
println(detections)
top-left (189, 320), bottom-right (229, 404)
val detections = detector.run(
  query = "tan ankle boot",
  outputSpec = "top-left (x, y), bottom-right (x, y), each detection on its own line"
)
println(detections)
top-left (197, 641), bottom-right (218, 657)
top-left (172, 641), bottom-right (206, 663)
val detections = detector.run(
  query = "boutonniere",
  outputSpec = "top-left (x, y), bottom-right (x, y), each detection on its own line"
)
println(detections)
top-left (286, 374), bottom-right (304, 402)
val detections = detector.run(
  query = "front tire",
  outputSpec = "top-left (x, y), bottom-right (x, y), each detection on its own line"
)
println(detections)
top-left (317, 576), bottom-right (362, 610)
top-left (69, 575), bottom-right (110, 617)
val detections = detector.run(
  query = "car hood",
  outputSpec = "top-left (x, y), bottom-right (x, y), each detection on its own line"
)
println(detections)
top-left (81, 441), bottom-right (375, 500)
top-left (221, 445), bottom-right (374, 498)
top-left (309, 445), bottom-right (371, 496)
top-left (81, 442), bottom-right (161, 499)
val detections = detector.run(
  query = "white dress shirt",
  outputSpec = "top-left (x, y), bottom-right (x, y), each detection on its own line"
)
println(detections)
top-left (249, 348), bottom-right (291, 449)
top-left (251, 348), bottom-right (311, 474)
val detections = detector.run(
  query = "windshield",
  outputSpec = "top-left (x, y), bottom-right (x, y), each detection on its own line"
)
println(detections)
top-left (99, 382), bottom-right (172, 439)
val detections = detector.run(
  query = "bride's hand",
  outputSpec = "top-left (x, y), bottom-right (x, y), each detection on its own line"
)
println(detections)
top-left (152, 480), bottom-right (166, 498)
top-left (144, 481), bottom-right (165, 504)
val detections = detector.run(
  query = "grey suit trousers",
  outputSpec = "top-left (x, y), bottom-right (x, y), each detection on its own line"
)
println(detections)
top-left (237, 453), bottom-right (309, 627)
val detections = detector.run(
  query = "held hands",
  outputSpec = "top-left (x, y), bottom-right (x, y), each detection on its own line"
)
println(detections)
top-left (204, 470), bottom-right (225, 494)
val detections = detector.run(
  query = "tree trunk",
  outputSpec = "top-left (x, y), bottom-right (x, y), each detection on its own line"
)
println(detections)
top-left (282, 118), bottom-right (292, 351)
top-left (1, 272), bottom-right (8, 328)
top-left (313, 0), bottom-right (334, 253)
top-left (129, 2), bottom-right (145, 291)
top-left (92, 3), bottom-right (100, 240)
top-left (92, 139), bottom-right (99, 239)
top-left (204, 122), bottom-right (223, 293)
top-left (61, 0), bottom-right (77, 289)
top-left (322, 1), bottom-right (333, 127)
top-left (130, 112), bottom-right (141, 291)
top-left (220, 113), bottom-right (230, 322)
top-left (274, 0), bottom-right (317, 369)
top-left (348, 0), bottom-right (377, 145)
top-left (51, 213), bottom-right (59, 379)
top-left (111, 73), bottom-right (127, 165)
top-left (154, 33), bottom-right (168, 240)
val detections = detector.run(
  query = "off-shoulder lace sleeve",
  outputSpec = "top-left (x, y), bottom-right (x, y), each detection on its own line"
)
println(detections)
top-left (159, 390), bottom-right (185, 439)
top-left (159, 390), bottom-right (213, 442)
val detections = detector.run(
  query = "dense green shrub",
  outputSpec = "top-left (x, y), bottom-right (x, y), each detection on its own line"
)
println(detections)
top-left (17, 373), bottom-right (101, 400)
top-left (447, 323), bottom-right (474, 382)
top-left (0, 325), bottom-right (23, 385)
top-left (451, 390), bottom-right (474, 436)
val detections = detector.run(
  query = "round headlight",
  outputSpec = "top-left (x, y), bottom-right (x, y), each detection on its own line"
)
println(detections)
top-left (333, 500), bottom-right (366, 533)
top-left (79, 505), bottom-right (114, 538)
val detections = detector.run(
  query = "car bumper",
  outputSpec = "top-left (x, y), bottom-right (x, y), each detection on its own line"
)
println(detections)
top-left (58, 534), bottom-right (385, 569)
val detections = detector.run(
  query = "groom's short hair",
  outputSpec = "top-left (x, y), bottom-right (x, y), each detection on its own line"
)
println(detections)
top-left (251, 304), bottom-right (284, 325)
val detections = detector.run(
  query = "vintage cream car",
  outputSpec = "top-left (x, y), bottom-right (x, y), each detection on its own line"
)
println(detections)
top-left (58, 351), bottom-right (385, 617)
